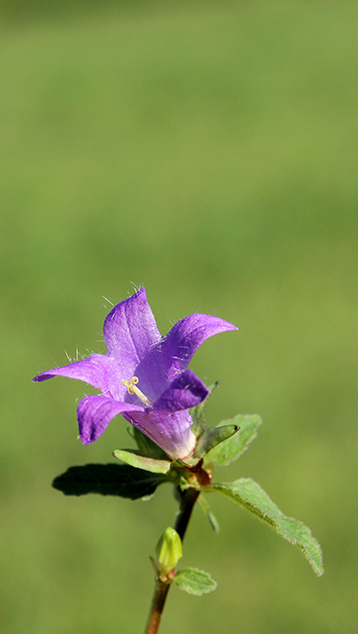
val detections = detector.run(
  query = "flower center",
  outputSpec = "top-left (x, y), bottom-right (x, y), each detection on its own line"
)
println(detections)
top-left (121, 376), bottom-right (151, 406)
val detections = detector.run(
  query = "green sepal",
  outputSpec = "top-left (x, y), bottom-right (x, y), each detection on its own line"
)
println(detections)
top-left (190, 380), bottom-right (220, 437)
top-left (52, 463), bottom-right (169, 500)
top-left (113, 449), bottom-right (172, 474)
top-left (132, 427), bottom-right (169, 460)
top-left (198, 494), bottom-right (220, 534)
top-left (204, 414), bottom-right (261, 466)
top-left (205, 478), bottom-right (324, 576)
top-left (173, 568), bottom-right (217, 595)
top-left (193, 424), bottom-right (239, 460)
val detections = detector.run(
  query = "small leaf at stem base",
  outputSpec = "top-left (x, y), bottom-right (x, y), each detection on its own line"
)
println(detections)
top-left (173, 568), bottom-right (217, 595)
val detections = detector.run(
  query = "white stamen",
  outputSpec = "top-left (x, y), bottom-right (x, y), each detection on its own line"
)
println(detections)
top-left (121, 376), bottom-right (151, 406)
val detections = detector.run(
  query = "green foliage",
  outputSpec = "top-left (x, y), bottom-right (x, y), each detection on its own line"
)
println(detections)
top-left (52, 463), bottom-right (169, 499)
top-left (206, 479), bottom-right (324, 576)
top-left (113, 449), bottom-right (171, 474)
top-left (190, 380), bottom-right (220, 437)
top-left (132, 427), bottom-right (169, 460)
top-left (204, 415), bottom-right (262, 466)
top-left (198, 494), bottom-right (220, 534)
top-left (173, 568), bottom-right (217, 596)
top-left (193, 424), bottom-right (239, 460)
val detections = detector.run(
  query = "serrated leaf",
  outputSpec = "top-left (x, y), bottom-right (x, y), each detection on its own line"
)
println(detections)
top-left (204, 415), bottom-right (261, 466)
top-left (113, 449), bottom-right (172, 474)
top-left (190, 380), bottom-right (220, 436)
top-left (173, 568), bottom-right (217, 595)
top-left (193, 424), bottom-right (239, 459)
top-left (132, 427), bottom-right (169, 460)
top-left (206, 478), bottom-right (323, 576)
top-left (198, 494), bottom-right (220, 534)
top-left (52, 463), bottom-right (169, 500)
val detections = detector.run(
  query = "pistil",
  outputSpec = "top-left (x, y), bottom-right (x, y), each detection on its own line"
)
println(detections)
top-left (122, 376), bottom-right (151, 406)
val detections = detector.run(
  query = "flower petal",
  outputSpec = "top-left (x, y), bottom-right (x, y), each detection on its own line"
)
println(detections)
top-left (153, 369), bottom-right (209, 412)
top-left (103, 288), bottom-right (162, 377)
top-left (123, 409), bottom-right (196, 460)
top-left (162, 314), bottom-right (238, 379)
top-left (32, 354), bottom-right (124, 400)
top-left (77, 394), bottom-right (143, 445)
top-left (137, 314), bottom-right (238, 390)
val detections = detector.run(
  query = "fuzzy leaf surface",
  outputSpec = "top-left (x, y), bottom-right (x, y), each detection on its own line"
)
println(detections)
top-left (204, 415), bottom-right (261, 466)
top-left (52, 463), bottom-right (169, 500)
top-left (174, 568), bottom-right (217, 595)
top-left (206, 478), bottom-right (324, 576)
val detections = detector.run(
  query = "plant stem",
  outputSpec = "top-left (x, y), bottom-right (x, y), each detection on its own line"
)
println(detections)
top-left (174, 488), bottom-right (200, 541)
top-left (144, 488), bottom-right (200, 634)
top-left (144, 581), bottom-right (170, 634)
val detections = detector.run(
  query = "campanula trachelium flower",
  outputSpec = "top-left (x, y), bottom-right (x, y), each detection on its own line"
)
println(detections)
top-left (33, 289), bottom-right (237, 459)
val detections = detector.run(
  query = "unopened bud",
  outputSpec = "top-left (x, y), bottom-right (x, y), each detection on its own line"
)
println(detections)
top-left (155, 528), bottom-right (182, 577)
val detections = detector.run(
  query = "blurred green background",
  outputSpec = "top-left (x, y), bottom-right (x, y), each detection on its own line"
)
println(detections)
top-left (1, 1), bottom-right (357, 632)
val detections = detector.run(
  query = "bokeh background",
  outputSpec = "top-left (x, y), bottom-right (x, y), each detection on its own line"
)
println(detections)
top-left (1, 1), bottom-right (357, 632)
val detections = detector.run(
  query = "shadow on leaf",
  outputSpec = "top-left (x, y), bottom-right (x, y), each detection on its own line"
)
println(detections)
top-left (52, 463), bottom-right (169, 500)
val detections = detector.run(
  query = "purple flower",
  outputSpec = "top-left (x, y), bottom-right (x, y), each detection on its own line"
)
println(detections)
top-left (33, 289), bottom-right (237, 459)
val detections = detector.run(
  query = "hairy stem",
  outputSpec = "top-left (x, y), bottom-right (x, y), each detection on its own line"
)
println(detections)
top-left (144, 488), bottom-right (200, 634)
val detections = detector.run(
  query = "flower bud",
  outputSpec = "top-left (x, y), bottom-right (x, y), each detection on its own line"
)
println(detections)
top-left (155, 528), bottom-right (182, 577)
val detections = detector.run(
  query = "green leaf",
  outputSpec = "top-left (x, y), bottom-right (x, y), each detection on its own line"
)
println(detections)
top-left (113, 449), bottom-right (171, 474)
top-left (193, 424), bottom-right (239, 459)
top-left (52, 463), bottom-right (169, 500)
top-left (205, 478), bottom-right (324, 576)
top-left (190, 380), bottom-right (220, 437)
top-left (173, 568), bottom-right (217, 595)
top-left (204, 414), bottom-right (262, 466)
top-left (132, 427), bottom-right (169, 460)
top-left (198, 494), bottom-right (220, 534)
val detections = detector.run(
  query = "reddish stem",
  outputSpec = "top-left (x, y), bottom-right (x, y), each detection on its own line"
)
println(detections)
top-left (143, 488), bottom-right (200, 634)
